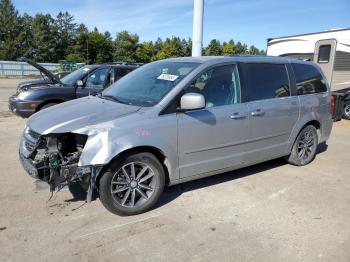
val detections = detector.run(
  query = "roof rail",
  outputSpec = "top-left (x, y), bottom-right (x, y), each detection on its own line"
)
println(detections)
top-left (227, 54), bottom-right (263, 57)
top-left (109, 61), bottom-right (144, 66)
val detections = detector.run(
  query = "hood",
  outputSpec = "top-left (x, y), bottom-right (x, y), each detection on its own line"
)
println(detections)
top-left (17, 79), bottom-right (52, 92)
top-left (17, 57), bottom-right (61, 85)
top-left (27, 96), bottom-right (141, 135)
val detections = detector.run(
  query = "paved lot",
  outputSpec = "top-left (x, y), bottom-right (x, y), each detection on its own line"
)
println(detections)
top-left (0, 79), bottom-right (349, 262)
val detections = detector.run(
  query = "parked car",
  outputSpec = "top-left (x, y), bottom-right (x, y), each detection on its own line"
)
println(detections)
top-left (9, 60), bottom-right (141, 117)
top-left (18, 56), bottom-right (333, 216)
top-left (15, 57), bottom-right (68, 92)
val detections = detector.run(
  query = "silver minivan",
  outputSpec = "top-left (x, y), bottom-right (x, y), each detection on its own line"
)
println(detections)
top-left (19, 56), bottom-right (333, 215)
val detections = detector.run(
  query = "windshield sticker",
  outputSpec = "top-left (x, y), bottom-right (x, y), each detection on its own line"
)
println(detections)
top-left (157, 73), bottom-right (179, 81)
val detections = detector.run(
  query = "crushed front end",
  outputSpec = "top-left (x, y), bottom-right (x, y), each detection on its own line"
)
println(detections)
top-left (19, 127), bottom-right (99, 201)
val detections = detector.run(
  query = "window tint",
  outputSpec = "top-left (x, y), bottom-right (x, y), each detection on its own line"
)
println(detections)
top-left (241, 63), bottom-right (290, 101)
top-left (318, 45), bottom-right (331, 63)
top-left (61, 66), bottom-right (90, 85)
top-left (291, 63), bottom-right (328, 95)
top-left (85, 68), bottom-right (110, 88)
top-left (185, 64), bottom-right (241, 108)
top-left (115, 68), bottom-right (132, 80)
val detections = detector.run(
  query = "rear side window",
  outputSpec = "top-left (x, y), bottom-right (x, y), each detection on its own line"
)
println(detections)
top-left (291, 63), bottom-right (328, 95)
top-left (241, 63), bottom-right (290, 101)
top-left (115, 68), bottom-right (133, 80)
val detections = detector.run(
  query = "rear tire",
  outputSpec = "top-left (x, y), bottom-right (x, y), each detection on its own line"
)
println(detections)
top-left (99, 152), bottom-right (165, 216)
top-left (286, 125), bottom-right (318, 166)
top-left (343, 100), bottom-right (350, 120)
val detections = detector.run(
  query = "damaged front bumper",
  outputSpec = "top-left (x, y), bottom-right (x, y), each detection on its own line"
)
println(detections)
top-left (19, 127), bottom-right (103, 201)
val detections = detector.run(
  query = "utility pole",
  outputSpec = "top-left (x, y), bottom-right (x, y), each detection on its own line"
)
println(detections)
top-left (86, 39), bottom-right (89, 65)
top-left (192, 0), bottom-right (204, 57)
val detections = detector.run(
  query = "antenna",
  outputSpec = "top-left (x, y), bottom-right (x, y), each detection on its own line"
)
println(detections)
top-left (88, 68), bottom-right (91, 96)
top-left (86, 39), bottom-right (89, 65)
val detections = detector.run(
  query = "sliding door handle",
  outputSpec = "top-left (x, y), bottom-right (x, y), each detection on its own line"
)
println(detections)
top-left (230, 113), bottom-right (247, 120)
top-left (251, 110), bottom-right (265, 117)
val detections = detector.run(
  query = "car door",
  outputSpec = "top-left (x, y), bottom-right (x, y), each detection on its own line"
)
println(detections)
top-left (240, 62), bottom-right (300, 163)
top-left (177, 64), bottom-right (250, 179)
top-left (314, 39), bottom-right (337, 86)
top-left (76, 67), bottom-right (111, 98)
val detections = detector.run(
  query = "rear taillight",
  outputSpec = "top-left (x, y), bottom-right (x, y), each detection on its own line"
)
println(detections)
top-left (330, 95), bottom-right (335, 115)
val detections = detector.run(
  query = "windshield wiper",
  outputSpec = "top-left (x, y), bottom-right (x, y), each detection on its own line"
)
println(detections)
top-left (99, 94), bottom-right (130, 105)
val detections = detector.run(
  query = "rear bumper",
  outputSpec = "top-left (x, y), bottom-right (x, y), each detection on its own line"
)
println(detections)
top-left (8, 95), bottom-right (38, 118)
top-left (320, 118), bottom-right (333, 143)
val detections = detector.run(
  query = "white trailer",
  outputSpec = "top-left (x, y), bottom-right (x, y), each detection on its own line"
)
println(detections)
top-left (267, 28), bottom-right (350, 119)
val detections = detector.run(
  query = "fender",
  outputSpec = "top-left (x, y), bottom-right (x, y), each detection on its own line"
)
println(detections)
top-left (287, 94), bottom-right (332, 152)
top-left (77, 122), bottom-right (179, 182)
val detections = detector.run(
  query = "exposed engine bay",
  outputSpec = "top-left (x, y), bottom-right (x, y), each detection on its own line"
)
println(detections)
top-left (21, 130), bottom-right (95, 198)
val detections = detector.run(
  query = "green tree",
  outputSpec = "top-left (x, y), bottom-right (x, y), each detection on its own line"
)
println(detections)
top-left (0, 0), bottom-right (19, 59)
top-left (205, 39), bottom-right (223, 56)
top-left (113, 31), bottom-right (139, 62)
top-left (55, 11), bottom-right (77, 59)
top-left (234, 41), bottom-right (247, 54)
top-left (31, 13), bottom-right (59, 62)
top-left (156, 37), bottom-right (185, 59)
top-left (85, 28), bottom-right (113, 64)
top-left (259, 49), bottom-right (267, 55)
top-left (136, 41), bottom-right (156, 63)
top-left (182, 38), bottom-right (192, 57)
top-left (153, 37), bottom-right (163, 54)
top-left (223, 40), bottom-right (235, 55)
top-left (13, 13), bottom-right (34, 59)
top-left (66, 23), bottom-right (89, 63)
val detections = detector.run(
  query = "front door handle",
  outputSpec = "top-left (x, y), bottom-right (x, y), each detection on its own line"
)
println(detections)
top-left (230, 113), bottom-right (247, 120)
top-left (251, 109), bottom-right (265, 117)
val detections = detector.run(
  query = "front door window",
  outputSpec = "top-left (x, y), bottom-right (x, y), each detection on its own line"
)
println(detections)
top-left (85, 68), bottom-right (110, 88)
top-left (185, 64), bottom-right (241, 107)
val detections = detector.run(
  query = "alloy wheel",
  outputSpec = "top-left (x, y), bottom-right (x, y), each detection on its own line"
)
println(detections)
top-left (297, 130), bottom-right (315, 161)
top-left (345, 104), bottom-right (350, 118)
top-left (110, 162), bottom-right (156, 207)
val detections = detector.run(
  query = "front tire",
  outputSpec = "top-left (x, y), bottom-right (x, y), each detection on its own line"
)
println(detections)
top-left (99, 153), bottom-right (165, 216)
top-left (343, 100), bottom-right (350, 120)
top-left (286, 125), bottom-right (318, 166)
top-left (40, 103), bottom-right (57, 111)
top-left (68, 181), bottom-right (88, 200)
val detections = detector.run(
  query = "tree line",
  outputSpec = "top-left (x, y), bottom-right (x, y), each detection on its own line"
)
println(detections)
top-left (0, 0), bottom-right (265, 64)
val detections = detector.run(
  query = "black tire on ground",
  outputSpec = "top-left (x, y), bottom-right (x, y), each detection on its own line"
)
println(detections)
top-left (40, 103), bottom-right (57, 110)
top-left (285, 125), bottom-right (318, 166)
top-left (68, 181), bottom-right (88, 200)
top-left (99, 152), bottom-right (165, 216)
top-left (343, 100), bottom-right (350, 120)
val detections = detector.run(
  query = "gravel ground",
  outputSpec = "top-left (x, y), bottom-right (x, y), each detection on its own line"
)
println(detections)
top-left (0, 79), bottom-right (349, 262)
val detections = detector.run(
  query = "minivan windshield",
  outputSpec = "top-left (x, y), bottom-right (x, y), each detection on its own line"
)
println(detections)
top-left (60, 66), bottom-right (92, 86)
top-left (102, 61), bottom-right (199, 107)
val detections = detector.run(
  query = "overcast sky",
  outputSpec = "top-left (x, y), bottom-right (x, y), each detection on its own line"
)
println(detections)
top-left (13, 0), bottom-right (350, 49)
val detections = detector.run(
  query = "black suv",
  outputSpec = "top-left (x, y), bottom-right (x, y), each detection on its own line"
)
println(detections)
top-left (8, 59), bottom-right (141, 118)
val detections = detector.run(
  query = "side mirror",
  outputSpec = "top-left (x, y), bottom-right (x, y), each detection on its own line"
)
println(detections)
top-left (180, 93), bottom-right (205, 111)
top-left (76, 80), bottom-right (84, 87)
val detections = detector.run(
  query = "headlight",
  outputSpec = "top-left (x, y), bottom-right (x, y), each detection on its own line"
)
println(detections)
top-left (17, 91), bottom-right (29, 100)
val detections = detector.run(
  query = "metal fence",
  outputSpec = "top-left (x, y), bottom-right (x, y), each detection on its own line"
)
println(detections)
top-left (0, 60), bottom-right (59, 77)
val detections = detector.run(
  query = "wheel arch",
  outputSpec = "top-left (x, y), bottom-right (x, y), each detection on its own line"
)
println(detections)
top-left (36, 99), bottom-right (64, 112)
top-left (288, 119), bottom-right (321, 152)
top-left (95, 145), bottom-right (170, 188)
